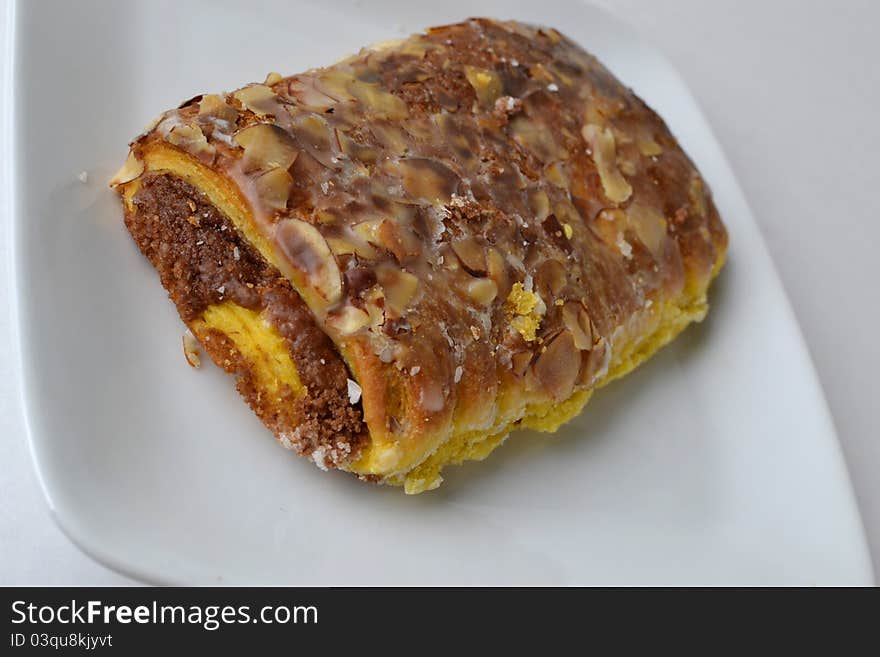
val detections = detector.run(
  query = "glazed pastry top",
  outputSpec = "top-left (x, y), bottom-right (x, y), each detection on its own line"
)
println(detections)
top-left (115, 18), bottom-right (727, 453)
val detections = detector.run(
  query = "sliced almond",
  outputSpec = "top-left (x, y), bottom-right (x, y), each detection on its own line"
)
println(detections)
top-left (233, 84), bottom-right (279, 117)
top-left (264, 71), bottom-right (283, 86)
top-left (275, 218), bottom-right (342, 305)
top-left (352, 218), bottom-right (419, 262)
top-left (580, 336), bottom-right (610, 386)
top-left (451, 237), bottom-right (487, 276)
top-left (388, 157), bottom-right (459, 204)
top-left (287, 76), bottom-right (338, 111)
top-left (313, 70), bottom-right (356, 103)
top-left (198, 94), bottom-right (238, 123)
top-left (380, 220), bottom-right (421, 262)
top-left (254, 167), bottom-right (293, 212)
top-left (182, 330), bottom-right (201, 368)
top-left (528, 189), bottom-right (551, 221)
top-left (109, 151), bottom-right (144, 187)
top-left (167, 123), bottom-right (216, 163)
top-left (364, 287), bottom-right (386, 328)
top-left (636, 130), bottom-right (663, 157)
top-left (351, 219), bottom-right (383, 248)
top-left (511, 350), bottom-right (533, 377)
top-left (562, 302), bottom-right (593, 351)
top-left (290, 112), bottom-right (341, 170)
top-left (464, 66), bottom-right (502, 108)
top-left (327, 304), bottom-right (370, 335)
top-left (533, 330), bottom-right (580, 401)
top-left (346, 79), bottom-right (409, 120)
top-left (510, 116), bottom-right (565, 161)
top-left (545, 160), bottom-right (569, 188)
top-left (331, 230), bottom-right (380, 260)
top-left (335, 128), bottom-right (378, 164)
top-left (326, 236), bottom-right (357, 256)
top-left (627, 203), bottom-right (668, 255)
top-left (536, 259), bottom-right (567, 299)
top-left (466, 278), bottom-right (498, 306)
top-left (582, 123), bottom-right (632, 204)
top-left (371, 121), bottom-right (411, 157)
top-left (376, 265), bottom-right (418, 316)
top-left (234, 124), bottom-right (298, 173)
top-left (689, 175), bottom-right (707, 217)
top-left (594, 207), bottom-right (627, 250)
top-left (486, 248), bottom-right (510, 299)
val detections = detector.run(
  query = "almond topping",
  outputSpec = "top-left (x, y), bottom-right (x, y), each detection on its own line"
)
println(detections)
top-left (352, 219), bottom-right (419, 262)
top-left (627, 203), bottom-right (668, 255)
top-left (533, 330), bottom-right (580, 401)
top-left (562, 302), bottom-right (594, 351)
top-left (464, 66), bottom-right (502, 108)
top-left (182, 330), bottom-right (201, 368)
top-left (264, 71), bottom-right (283, 86)
top-left (466, 278), bottom-right (498, 306)
top-left (330, 231), bottom-right (379, 260)
top-left (636, 132), bottom-right (663, 157)
top-left (233, 84), bottom-right (279, 117)
top-left (510, 116), bottom-right (566, 160)
top-left (275, 219), bottom-right (342, 305)
top-left (388, 158), bottom-right (460, 204)
top-left (167, 123), bottom-right (215, 162)
top-left (346, 79), bottom-right (409, 120)
top-left (536, 259), bottom-right (567, 298)
top-left (364, 287), bottom-right (386, 328)
top-left (290, 112), bottom-right (336, 168)
top-left (582, 123), bottom-right (632, 204)
top-left (376, 265), bottom-right (419, 316)
top-left (351, 220), bottom-right (384, 250)
top-left (486, 248), bottom-right (510, 299)
top-left (234, 124), bottom-right (298, 173)
top-left (287, 76), bottom-right (339, 111)
top-left (545, 161), bottom-right (569, 188)
top-left (335, 128), bottom-right (378, 163)
top-left (327, 304), bottom-right (370, 335)
top-left (528, 189), bottom-right (551, 221)
top-left (198, 94), bottom-right (238, 123)
top-left (511, 351), bottom-right (533, 377)
top-left (254, 167), bottom-right (293, 212)
top-left (580, 336), bottom-right (610, 386)
top-left (451, 237), bottom-right (487, 276)
top-left (108, 151), bottom-right (144, 187)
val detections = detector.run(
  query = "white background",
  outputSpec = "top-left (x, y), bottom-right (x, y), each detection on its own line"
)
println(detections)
top-left (1, 0), bottom-right (877, 585)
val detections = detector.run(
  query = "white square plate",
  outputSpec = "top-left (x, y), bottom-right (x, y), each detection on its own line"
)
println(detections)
top-left (10, 0), bottom-right (873, 584)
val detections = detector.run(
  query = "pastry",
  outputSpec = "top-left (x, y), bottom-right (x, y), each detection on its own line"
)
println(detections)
top-left (112, 19), bottom-right (728, 493)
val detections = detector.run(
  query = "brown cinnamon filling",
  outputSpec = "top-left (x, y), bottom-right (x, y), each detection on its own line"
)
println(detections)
top-left (127, 173), bottom-right (366, 467)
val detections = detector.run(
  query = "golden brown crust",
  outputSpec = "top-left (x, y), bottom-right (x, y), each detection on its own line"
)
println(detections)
top-left (113, 18), bottom-right (727, 484)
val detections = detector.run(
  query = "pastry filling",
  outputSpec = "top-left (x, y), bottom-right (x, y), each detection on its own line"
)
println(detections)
top-left (128, 173), bottom-right (366, 468)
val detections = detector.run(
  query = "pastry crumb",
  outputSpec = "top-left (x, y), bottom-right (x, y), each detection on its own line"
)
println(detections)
top-left (347, 378), bottom-right (362, 405)
top-left (182, 330), bottom-right (202, 368)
